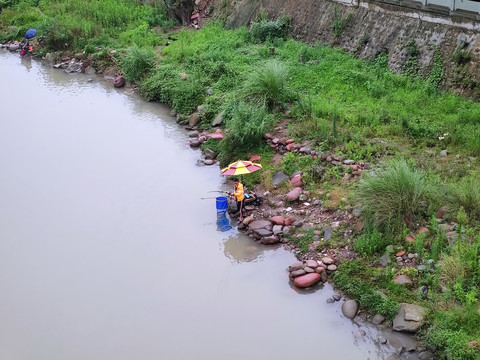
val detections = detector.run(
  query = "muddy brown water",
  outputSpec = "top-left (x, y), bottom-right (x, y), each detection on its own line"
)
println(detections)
top-left (0, 50), bottom-right (418, 360)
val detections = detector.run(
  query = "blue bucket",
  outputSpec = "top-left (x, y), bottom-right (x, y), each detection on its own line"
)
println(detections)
top-left (216, 196), bottom-right (228, 212)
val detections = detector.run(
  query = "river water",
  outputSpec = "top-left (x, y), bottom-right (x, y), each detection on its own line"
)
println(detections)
top-left (0, 50), bottom-right (415, 360)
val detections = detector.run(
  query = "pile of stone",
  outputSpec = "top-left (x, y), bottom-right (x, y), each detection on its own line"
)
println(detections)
top-left (264, 133), bottom-right (321, 157)
top-left (288, 256), bottom-right (338, 288)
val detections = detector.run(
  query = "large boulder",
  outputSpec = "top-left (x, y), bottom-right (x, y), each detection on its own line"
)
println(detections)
top-left (293, 273), bottom-right (321, 288)
top-left (393, 303), bottom-right (426, 333)
top-left (342, 300), bottom-right (359, 319)
top-left (248, 220), bottom-right (273, 231)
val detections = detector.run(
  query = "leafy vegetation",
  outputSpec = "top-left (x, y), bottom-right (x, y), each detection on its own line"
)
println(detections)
top-left (353, 159), bottom-right (434, 233)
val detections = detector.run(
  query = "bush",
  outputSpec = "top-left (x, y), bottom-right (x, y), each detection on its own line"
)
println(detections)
top-left (353, 159), bottom-right (434, 232)
top-left (249, 15), bottom-right (290, 43)
top-left (139, 65), bottom-right (206, 114)
top-left (219, 101), bottom-right (273, 165)
top-left (445, 174), bottom-right (480, 223)
top-left (120, 46), bottom-right (156, 83)
top-left (242, 59), bottom-right (289, 109)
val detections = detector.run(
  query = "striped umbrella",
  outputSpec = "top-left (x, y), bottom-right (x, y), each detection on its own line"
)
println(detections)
top-left (221, 160), bottom-right (262, 176)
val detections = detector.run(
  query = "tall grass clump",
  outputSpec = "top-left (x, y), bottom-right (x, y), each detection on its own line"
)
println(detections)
top-left (120, 46), bottom-right (156, 83)
top-left (353, 159), bottom-right (434, 232)
top-left (242, 59), bottom-right (289, 109)
top-left (444, 174), bottom-right (480, 222)
top-left (219, 101), bottom-right (273, 165)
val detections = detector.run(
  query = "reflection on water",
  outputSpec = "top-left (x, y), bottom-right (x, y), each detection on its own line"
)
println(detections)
top-left (222, 234), bottom-right (266, 263)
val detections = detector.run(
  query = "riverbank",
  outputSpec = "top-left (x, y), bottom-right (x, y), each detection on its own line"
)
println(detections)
top-left (2, 2), bottom-right (480, 357)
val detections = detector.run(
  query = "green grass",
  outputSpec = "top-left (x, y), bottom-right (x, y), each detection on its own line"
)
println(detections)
top-left (353, 158), bottom-right (435, 233)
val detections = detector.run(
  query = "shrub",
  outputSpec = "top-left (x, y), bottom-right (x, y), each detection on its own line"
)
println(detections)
top-left (120, 46), bottom-right (156, 83)
top-left (353, 159), bottom-right (434, 232)
top-left (445, 174), bottom-right (480, 223)
top-left (249, 14), bottom-right (290, 43)
top-left (219, 101), bottom-right (273, 165)
top-left (242, 59), bottom-right (289, 109)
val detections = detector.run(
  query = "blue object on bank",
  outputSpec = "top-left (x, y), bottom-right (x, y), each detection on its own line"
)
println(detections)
top-left (216, 212), bottom-right (232, 232)
top-left (25, 29), bottom-right (37, 39)
top-left (216, 196), bottom-right (228, 213)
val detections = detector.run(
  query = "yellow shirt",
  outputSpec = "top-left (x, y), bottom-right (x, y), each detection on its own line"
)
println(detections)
top-left (234, 183), bottom-right (244, 202)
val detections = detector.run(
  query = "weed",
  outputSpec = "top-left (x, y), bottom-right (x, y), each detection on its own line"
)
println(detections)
top-left (120, 46), bottom-right (156, 82)
top-left (331, 5), bottom-right (352, 38)
top-left (353, 227), bottom-right (389, 255)
top-left (353, 159), bottom-right (434, 233)
top-left (445, 175), bottom-right (480, 223)
top-left (242, 59), bottom-right (290, 109)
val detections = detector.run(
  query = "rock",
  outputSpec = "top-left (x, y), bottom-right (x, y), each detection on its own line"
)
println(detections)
top-left (379, 253), bottom-right (390, 267)
top-left (439, 149), bottom-right (448, 157)
top-left (249, 155), bottom-right (261, 162)
top-left (260, 235), bottom-right (280, 245)
top-left (113, 76), bottom-right (125, 88)
top-left (304, 266), bottom-right (315, 273)
top-left (305, 260), bottom-right (318, 268)
top-left (188, 130), bottom-right (199, 137)
top-left (286, 187), bottom-right (302, 202)
top-left (242, 216), bottom-right (254, 225)
top-left (270, 216), bottom-right (285, 225)
top-left (254, 228), bottom-right (273, 237)
top-left (188, 112), bottom-right (201, 127)
top-left (378, 336), bottom-right (387, 344)
top-left (327, 264), bottom-right (337, 271)
top-left (393, 303), bottom-right (426, 333)
top-left (290, 174), bottom-right (303, 187)
top-left (393, 275), bottom-right (412, 285)
top-left (405, 235), bottom-right (415, 243)
top-left (324, 226), bottom-right (333, 241)
top-left (385, 355), bottom-right (400, 360)
top-left (212, 111), bottom-right (224, 126)
top-left (208, 132), bottom-right (224, 140)
top-left (293, 221), bottom-right (303, 227)
top-left (284, 218), bottom-right (294, 226)
top-left (436, 206), bottom-right (447, 219)
top-left (298, 194), bottom-right (308, 201)
top-left (354, 329), bottom-right (366, 337)
top-left (65, 61), bottom-right (82, 73)
top-left (343, 159), bottom-right (355, 165)
top-left (203, 148), bottom-right (217, 160)
top-left (290, 269), bottom-right (306, 278)
top-left (9, 43), bottom-right (20, 51)
top-left (189, 140), bottom-right (201, 148)
top-left (315, 266), bottom-right (325, 274)
top-left (293, 273), bottom-right (322, 288)
top-left (272, 171), bottom-right (289, 186)
top-left (418, 227), bottom-right (429, 233)
top-left (396, 250), bottom-right (406, 257)
top-left (204, 159), bottom-right (214, 165)
top-left (288, 261), bottom-right (304, 272)
top-left (418, 351), bottom-right (435, 360)
top-left (322, 257), bottom-right (334, 265)
top-left (248, 220), bottom-right (272, 231)
top-left (342, 299), bottom-right (359, 319)
top-left (272, 225), bottom-right (283, 235)
top-left (372, 314), bottom-right (386, 325)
